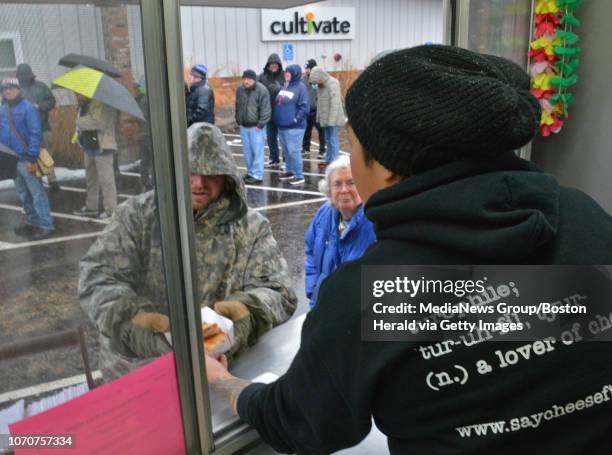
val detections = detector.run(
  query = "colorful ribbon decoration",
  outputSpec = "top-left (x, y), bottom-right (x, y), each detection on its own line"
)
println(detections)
top-left (529, 0), bottom-right (582, 137)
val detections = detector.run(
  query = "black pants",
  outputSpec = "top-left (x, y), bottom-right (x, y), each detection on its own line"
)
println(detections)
top-left (303, 112), bottom-right (326, 152)
top-left (139, 138), bottom-right (153, 186)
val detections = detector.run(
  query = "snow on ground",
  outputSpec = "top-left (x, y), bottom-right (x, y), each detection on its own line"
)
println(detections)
top-left (0, 161), bottom-right (140, 190)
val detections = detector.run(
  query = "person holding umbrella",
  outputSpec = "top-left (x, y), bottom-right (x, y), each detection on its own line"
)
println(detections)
top-left (53, 66), bottom-right (145, 219)
top-left (0, 78), bottom-right (54, 239)
top-left (72, 94), bottom-right (118, 219)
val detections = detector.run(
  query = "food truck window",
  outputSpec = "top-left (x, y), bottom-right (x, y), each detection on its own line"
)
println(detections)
top-left (175, 1), bottom-right (446, 453)
top-left (0, 1), bottom-right (207, 453)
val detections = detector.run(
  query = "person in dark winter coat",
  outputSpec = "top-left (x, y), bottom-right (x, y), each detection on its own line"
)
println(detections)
top-left (134, 77), bottom-right (152, 190)
top-left (309, 67), bottom-right (347, 167)
top-left (305, 156), bottom-right (375, 308)
top-left (187, 64), bottom-right (215, 126)
top-left (204, 45), bottom-right (612, 455)
top-left (235, 69), bottom-right (271, 184)
top-left (273, 64), bottom-right (309, 186)
top-left (0, 78), bottom-right (54, 239)
top-left (301, 59), bottom-right (325, 156)
top-left (16, 63), bottom-right (59, 190)
top-left (258, 53), bottom-right (285, 166)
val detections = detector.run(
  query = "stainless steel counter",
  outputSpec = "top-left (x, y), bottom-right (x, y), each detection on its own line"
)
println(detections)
top-left (210, 314), bottom-right (389, 454)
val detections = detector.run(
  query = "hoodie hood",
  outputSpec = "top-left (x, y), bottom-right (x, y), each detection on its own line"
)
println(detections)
top-left (286, 64), bottom-right (302, 85)
top-left (365, 152), bottom-right (560, 262)
top-left (309, 67), bottom-right (330, 85)
top-left (187, 122), bottom-right (247, 224)
top-left (264, 54), bottom-right (283, 74)
top-left (16, 64), bottom-right (35, 85)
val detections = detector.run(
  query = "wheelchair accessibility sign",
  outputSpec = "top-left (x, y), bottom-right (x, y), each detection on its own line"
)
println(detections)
top-left (282, 43), bottom-right (294, 61)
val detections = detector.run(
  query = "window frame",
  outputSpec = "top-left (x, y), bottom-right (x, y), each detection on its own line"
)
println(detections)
top-left (0, 32), bottom-right (23, 74)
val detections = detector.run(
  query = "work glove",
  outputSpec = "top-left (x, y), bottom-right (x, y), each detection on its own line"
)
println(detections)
top-left (213, 300), bottom-right (254, 356)
top-left (105, 301), bottom-right (171, 359)
top-left (131, 311), bottom-right (170, 332)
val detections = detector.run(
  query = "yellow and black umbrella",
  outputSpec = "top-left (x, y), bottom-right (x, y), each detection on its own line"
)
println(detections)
top-left (53, 67), bottom-right (144, 121)
top-left (58, 53), bottom-right (122, 78)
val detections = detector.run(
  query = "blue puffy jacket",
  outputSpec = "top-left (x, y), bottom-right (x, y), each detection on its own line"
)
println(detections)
top-left (272, 64), bottom-right (309, 130)
top-left (0, 98), bottom-right (42, 163)
top-left (305, 202), bottom-right (376, 308)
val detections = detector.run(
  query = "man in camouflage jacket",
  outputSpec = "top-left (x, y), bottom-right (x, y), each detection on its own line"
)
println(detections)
top-left (79, 122), bottom-right (297, 380)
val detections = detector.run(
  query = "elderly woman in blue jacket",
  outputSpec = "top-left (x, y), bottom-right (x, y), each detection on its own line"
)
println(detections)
top-left (305, 155), bottom-right (376, 308)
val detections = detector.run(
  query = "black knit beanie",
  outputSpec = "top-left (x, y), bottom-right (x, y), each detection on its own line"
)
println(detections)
top-left (345, 45), bottom-right (541, 175)
top-left (242, 69), bottom-right (257, 81)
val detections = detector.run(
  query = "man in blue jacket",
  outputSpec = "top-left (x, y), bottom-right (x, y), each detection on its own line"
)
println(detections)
top-left (305, 156), bottom-right (375, 307)
top-left (0, 78), bottom-right (54, 239)
top-left (273, 64), bottom-right (309, 186)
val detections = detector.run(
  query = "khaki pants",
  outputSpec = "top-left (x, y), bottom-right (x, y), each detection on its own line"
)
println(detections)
top-left (84, 152), bottom-right (117, 214)
top-left (43, 130), bottom-right (58, 184)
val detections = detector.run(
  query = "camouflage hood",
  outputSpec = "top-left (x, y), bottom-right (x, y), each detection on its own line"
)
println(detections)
top-left (187, 122), bottom-right (247, 224)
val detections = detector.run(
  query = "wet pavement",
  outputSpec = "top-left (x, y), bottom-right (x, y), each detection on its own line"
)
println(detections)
top-left (0, 133), bottom-right (333, 396)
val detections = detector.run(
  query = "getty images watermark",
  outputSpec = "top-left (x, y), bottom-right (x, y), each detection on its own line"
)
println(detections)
top-left (361, 265), bottom-right (612, 343)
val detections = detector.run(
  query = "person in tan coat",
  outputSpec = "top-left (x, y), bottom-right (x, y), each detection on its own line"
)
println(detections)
top-left (72, 95), bottom-right (118, 219)
top-left (309, 67), bottom-right (346, 168)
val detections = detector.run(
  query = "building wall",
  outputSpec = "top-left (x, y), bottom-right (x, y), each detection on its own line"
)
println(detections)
top-left (0, 3), bottom-right (105, 104)
top-left (531, 0), bottom-right (612, 214)
top-left (175, 0), bottom-right (443, 77)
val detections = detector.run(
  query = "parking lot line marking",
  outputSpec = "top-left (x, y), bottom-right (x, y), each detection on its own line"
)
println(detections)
top-left (231, 152), bottom-right (326, 164)
top-left (45, 184), bottom-right (134, 199)
top-left (245, 184), bottom-right (322, 196)
top-left (0, 203), bottom-right (110, 225)
top-left (120, 171), bottom-right (141, 178)
top-left (238, 166), bottom-right (324, 178)
top-left (116, 172), bottom-right (321, 196)
top-left (226, 136), bottom-right (325, 150)
top-left (253, 197), bottom-right (327, 212)
top-left (0, 370), bottom-right (103, 404)
top-left (0, 231), bottom-right (103, 251)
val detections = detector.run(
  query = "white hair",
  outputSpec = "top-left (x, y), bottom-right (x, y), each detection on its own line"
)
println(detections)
top-left (318, 155), bottom-right (352, 199)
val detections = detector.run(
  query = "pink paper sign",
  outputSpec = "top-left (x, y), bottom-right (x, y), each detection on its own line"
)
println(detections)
top-left (10, 353), bottom-right (186, 454)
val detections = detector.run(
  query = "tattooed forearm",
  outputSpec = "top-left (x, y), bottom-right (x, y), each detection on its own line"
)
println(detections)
top-left (211, 377), bottom-right (253, 414)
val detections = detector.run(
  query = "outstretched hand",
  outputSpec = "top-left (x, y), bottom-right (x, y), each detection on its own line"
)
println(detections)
top-left (205, 354), bottom-right (252, 414)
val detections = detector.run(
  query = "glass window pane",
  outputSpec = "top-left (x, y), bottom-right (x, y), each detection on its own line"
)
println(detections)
top-left (0, 40), bottom-right (16, 68)
top-left (177, 2), bottom-right (444, 452)
top-left (0, 2), bottom-right (187, 452)
top-left (467, 0), bottom-right (532, 67)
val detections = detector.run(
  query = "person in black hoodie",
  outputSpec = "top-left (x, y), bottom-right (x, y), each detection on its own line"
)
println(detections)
top-left (205, 45), bottom-right (612, 454)
top-left (258, 53), bottom-right (285, 166)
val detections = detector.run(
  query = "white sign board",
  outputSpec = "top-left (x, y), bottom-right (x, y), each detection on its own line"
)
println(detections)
top-left (261, 7), bottom-right (356, 41)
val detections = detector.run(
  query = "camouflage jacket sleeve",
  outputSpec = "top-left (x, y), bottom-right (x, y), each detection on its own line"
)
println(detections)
top-left (226, 213), bottom-right (298, 345)
top-left (78, 195), bottom-right (170, 357)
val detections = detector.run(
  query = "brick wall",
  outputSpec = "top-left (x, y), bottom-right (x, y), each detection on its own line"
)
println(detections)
top-left (100, 5), bottom-right (139, 157)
